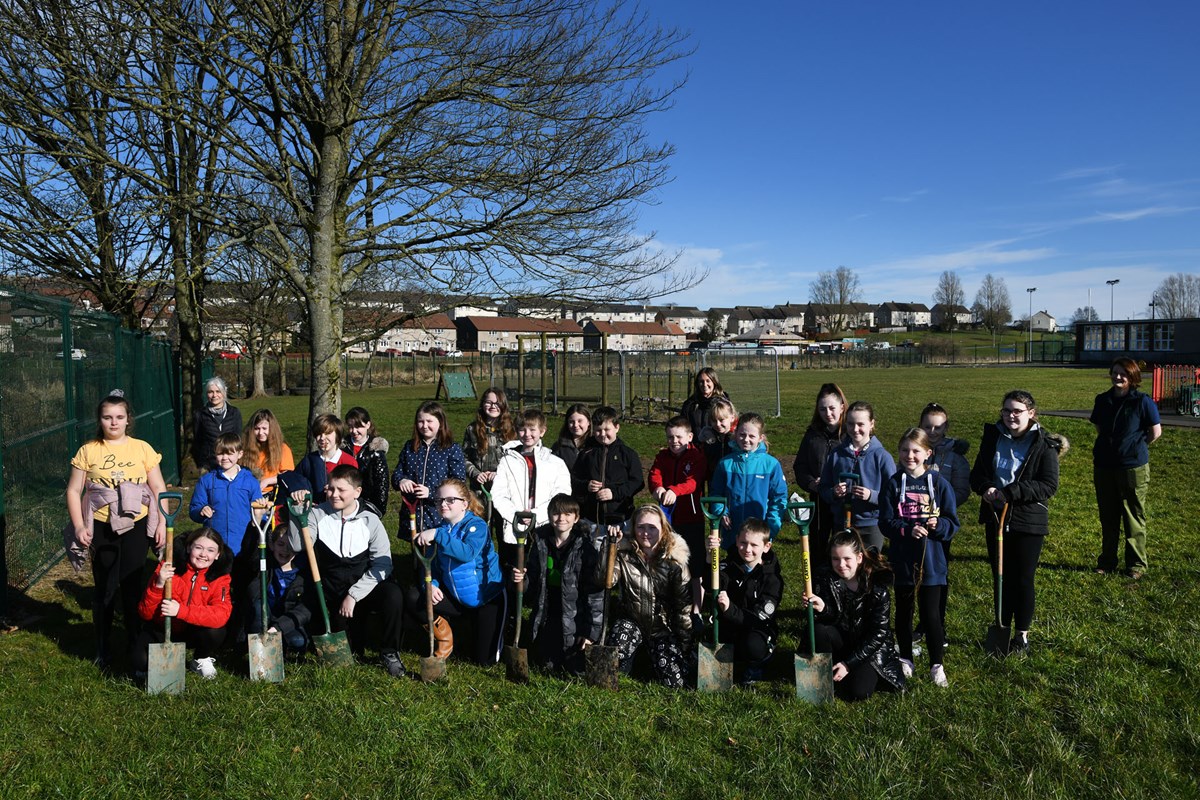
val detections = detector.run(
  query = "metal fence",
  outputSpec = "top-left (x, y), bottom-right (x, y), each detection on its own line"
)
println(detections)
top-left (0, 287), bottom-right (179, 589)
top-left (213, 351), bottom-right (494, 397)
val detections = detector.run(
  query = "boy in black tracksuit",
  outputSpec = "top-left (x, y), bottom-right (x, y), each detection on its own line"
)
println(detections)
top-left (714, 518), bottom-right (783, 682)
top-left (570, 406), bottom-right (644, 525)
top-left (245, 529), bottom-right (313, 653)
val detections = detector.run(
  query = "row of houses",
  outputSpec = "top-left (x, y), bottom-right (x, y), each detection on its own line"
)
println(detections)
top-left (371, 314), bottom-right (689, 354)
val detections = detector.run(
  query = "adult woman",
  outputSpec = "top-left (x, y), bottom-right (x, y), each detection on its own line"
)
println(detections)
top-left (192, 377), bottom-right (243, 473)
top-left (66, 391), bottom-right (167, 669)
top-left (1090, 358), bottom-right (1161, 578)
top-left (409, 478), bottom-right (505, 665)
top-left (792, 382), bottom-right (847, 562)
top-left (970, 390), bottom-right (1068, 653)
top-left (680, 367), bottom-right (728, 440)
top-left (241, 408), bottom-right (295, 494)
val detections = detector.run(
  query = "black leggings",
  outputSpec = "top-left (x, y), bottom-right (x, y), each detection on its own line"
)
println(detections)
top-left (986, 527), bottom-right (1044, 631)
top-left (895, 585), bottom-right (944, 664)
top-left (325, 581), bottom-right (407, 654)
top-left (718, 622), bottom-right (774, 665)
top-left (91, 517), bottom-right (153, 658)
top-left (129, 623), bottom-right (226, 673)
top-left (404, 586), bottom-right (506, 665)
top-left (814, 623), bottom-right (881, 702)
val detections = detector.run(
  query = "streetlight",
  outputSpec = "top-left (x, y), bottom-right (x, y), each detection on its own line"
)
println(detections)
top-left (1106, 279), bottom-right (1120, 320)
top-left (1026, 287), bottom-right (1036, 361)
top-left (1149, 294), bottom-right (1157, 321)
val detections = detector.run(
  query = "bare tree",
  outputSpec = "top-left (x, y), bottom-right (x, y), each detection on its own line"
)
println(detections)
top-left (186, 0), bottom-right (694, 419)
top-left (932, 270), bottom-right (965, 331)
top-left (809, 265), bottom-right (862, 331)
top-left (1070, 306), bottom-right (1100, 324)
top-left (972, 274), bottom-right (1012, 342)
top-left (1152, 273), bottom-right (1200, 318)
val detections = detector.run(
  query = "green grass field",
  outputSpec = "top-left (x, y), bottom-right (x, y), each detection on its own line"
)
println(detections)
top-left (2, 366), bottom-right (1197, 799)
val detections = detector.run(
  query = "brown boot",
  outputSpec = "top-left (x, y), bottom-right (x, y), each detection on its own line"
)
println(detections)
top-left (426, 616), bottom-right (453, 658)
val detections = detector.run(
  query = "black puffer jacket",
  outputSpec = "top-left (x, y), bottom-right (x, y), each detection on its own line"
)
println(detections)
top-left (523, 522), bottom-right (604, 648)
top-left (717, 550), bottom-right (783, 638)
top-left (343, 436), bottom-right (390, 516)
top-left (599, 534), bottom-right (692, 647)
top-left (192, 404), bottom-right (243, 471)
top-left (969, 423), bottom-right (1068, 536)
top-left (812, 572), bottom-right (905, 692)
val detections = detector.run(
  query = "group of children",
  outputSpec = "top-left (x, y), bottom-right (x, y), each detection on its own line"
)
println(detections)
top-left (94, 369), bottom-right (1063, 699)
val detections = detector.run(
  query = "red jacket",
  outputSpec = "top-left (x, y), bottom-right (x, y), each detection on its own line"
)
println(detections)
top-left (138, 561), bottom-right (233, 631)
top-left (647, 444), bottom-right (707, 527)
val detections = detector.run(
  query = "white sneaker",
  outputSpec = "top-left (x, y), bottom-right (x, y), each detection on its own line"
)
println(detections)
top-left (931, 663), bottom-right (948, 687)
top-left (188, 657), bottom-right (217, 679)
top-left (900, 658), bottom-right (914, 679)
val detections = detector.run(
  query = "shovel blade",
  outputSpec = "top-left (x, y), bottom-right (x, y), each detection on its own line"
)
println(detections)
top-left (419, 656), bottom-right (446, 683)
top-left (794, 652), bottom-right (834, 704)
top-left (146, 641), bottom-right (186, 695)
top-left (504, 645), bottom-right (530, 684)
top-left (248, 633), bottom-right (285, 683)
top-left (313, 631), bottom-right (355, 667)
top-left (585, 644), bottom-right (620, 690)
top-left (985, 624), bottom-right (1011, 658)
top-left (696, 642), bottom-right (734, 692)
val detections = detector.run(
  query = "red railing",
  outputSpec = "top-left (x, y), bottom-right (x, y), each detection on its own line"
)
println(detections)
top-left (1151, 364), bottom-right (1200, 406)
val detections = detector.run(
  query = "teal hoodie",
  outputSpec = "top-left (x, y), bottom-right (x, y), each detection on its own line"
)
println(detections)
top-left (708, 442), bottom-right (788, 550)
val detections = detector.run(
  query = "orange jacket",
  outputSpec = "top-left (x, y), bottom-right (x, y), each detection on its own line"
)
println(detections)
top-left (138, 561), bottom-right (233, 631)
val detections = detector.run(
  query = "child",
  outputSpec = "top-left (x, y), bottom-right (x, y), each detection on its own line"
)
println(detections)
top-left (680, 367), bottom-right (729, 438)
top-left (820, 401), bottom-right (896, 553)
top-left (601, 504), bottom-right (692, 688)
top-left (492, 408), bottom-right (572, 549)
top-left (880, 428), bottom-right (959, 687)
top-left (245, 527), bottom-right (312, 654)
top-left (648, 415), bottom-right (707, 610)
top-left (408, 478), bottom-right (506, 665)
top-left (551, 403), bottom-right (591, 472)
top-left (287, 465), bottom-right (407, 677)
top-left (391, 401), bottom-right (467, 538)
top-left (570, 406), bottom-right (644, 526)
top-left (462, 388), bottom-right (516, 493)
top-left (713, 518), bottom-right (782, 683)
top-left (805, 529), bottom-right (906, 701)
top-left (698, 397), bottom-right (738, 484)
top-left (241, 408), bottom-right (295, 495)
top-left (132, 528), bottom-right (233, 680)
top-left (289, 414), bottom-right (357, 505)
top-left (189, 432), bottom-right (264, 558)
top-left (510, 493), bottom-right (602, 674)
top-left (915, 402), bottom-right (970, 639)
top-left (708, 412), bottom-right (788, 551)
top-left (343, 406), bottom-right (390, 516)
top-left (792, 383), bottom-right (847, 566)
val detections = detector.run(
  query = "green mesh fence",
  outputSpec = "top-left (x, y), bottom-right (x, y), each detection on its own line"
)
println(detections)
top-left (0, 287), bottom-right (179, 590)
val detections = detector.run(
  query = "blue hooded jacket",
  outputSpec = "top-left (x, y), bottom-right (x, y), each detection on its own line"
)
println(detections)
top-left (431, 510), bottom-right (502, 608)
top-left (708, 442), bottom-right (788, 550)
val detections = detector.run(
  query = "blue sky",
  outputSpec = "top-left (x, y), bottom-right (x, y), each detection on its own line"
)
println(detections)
top-left (638, 1), bottom-right (1200, 323)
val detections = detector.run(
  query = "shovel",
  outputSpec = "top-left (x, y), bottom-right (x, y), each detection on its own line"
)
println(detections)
top-left (504, 511), bottom-right (536, 683)
top-left (790, 498), bottom-right (833, 703)
top-left (247, 498), bottom-right (284, 683)
top-left (413, 540), bottom-right (447, 682)
top-left (147, 491), bottom-right (186, 695)
top-left (838, 471), bottom-right (861, 533)
top-left (585, 521), bottom-right (622, 690)
top-left (696, 496), bottom-right (733, 691)
top-left (985, 504), bottom-right (1011, 657)
top-left (288, 494), bottom-right (354, 667)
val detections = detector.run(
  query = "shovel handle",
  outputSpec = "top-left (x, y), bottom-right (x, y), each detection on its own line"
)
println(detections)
top-left (604, 537), bottom-right (618, 590)
top-left (157, 491), bottom-right (183, 526)
top-left (298, 522), bottom-right (322, 584)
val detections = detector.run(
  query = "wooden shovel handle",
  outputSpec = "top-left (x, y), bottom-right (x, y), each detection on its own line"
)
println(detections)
top-left (604, 538), bottom-right (618, 589)
top-left (299, 524), bottom-right (323, 584)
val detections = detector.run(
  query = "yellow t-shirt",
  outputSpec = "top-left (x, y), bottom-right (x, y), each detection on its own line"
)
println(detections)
top-left (70, 438), bottom-right (162, 523)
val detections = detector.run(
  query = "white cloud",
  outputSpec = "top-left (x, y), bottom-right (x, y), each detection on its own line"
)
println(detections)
top-left (868, 241), bottom-right (1056, 273)
top-left (1093, 206), bottom-right (1200, 222)
top-left (882, 189), bottom-right (929, 203)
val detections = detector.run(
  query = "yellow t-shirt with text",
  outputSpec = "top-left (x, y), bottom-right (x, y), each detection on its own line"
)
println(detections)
top-left (70, 438), bottom-right (162, 523)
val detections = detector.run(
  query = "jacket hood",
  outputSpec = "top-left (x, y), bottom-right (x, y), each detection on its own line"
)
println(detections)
top-left (367, 436), bottom-right (389, 454)
top-left (993, 421), bottom-right (1071, 457)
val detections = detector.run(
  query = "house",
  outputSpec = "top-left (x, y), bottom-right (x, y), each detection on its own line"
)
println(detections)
top-left (571, 302), bottom-right (656, 324)
top-left (374, 313), bottom-right (458, 354)
top-left (581, 319), bottom-right (687, 351)
top-left (444, 298), bottom-right (504, 320)
top-left (806, 303), bottom-right (875, 332)
top-left (775, 303), bottom-right (809, 333)
top-left (654, 305), bottom-right (708, 335)
top-left (726, 306), bottom-right (784, 335)
top-left (455, 316), bottom-right (584, 353)
top-left (875, 302), bottom-right (932, 328)
top-left (1030, 310), bottom-right (1057, 333)
top-left (931, 303), bottom-right (973, 329)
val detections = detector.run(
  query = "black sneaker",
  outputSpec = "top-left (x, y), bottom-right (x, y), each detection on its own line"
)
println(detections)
top-left (380, 651), bottom-right (407, 678)
top-left (1009, 633), bottom-right (1029, 654)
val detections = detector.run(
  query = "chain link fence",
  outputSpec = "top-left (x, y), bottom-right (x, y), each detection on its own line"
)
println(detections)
top-left (0, 287), bottom-right (179, 590)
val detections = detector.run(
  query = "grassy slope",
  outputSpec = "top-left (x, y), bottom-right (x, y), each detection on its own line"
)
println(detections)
top-left (1, 366), bottom-right (1197, 799)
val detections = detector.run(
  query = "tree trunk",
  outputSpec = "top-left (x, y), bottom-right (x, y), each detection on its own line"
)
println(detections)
top-left (251, 354), bottom-right (266, 397)
top-left (278, 351), bottom-right (288, 394)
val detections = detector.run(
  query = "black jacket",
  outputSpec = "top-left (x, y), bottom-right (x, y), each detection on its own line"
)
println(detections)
top-left (970, 423), bottom-right (1067, 536)
top-left (812, 572), bottom-right (905, 691)
top-left (522, 522), bottom-right (604, 650)
top-left (570, 439), bottom-right (644, 523)
top-left (246, 565), bottom-right (313, 640)
top-left (192, 404), bottom-right (243, 472)
top-left (343, 436), bottom-right (390, 516)
top-left (717, 551), bottom-right (783, 637)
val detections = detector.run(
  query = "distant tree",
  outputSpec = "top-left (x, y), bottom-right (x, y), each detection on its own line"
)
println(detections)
top-left (809, 265), bottom-right (862, 331)
top-left (932, 270), bottom-right (966, 331)
top-left (972, 274), bottom-right (1012, 342)
top-left (699, 309), bottom-right (724, 343)
top-left (1070, 306), bottom-right (1100, 324)
top-left (1152, 273), bottom-right (1200, 318)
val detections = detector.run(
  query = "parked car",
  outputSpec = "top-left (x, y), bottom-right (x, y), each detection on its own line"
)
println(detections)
top-left (55, 348), bottom-right (87, 360)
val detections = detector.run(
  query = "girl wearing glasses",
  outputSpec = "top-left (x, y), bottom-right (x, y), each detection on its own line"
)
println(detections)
top-left (409, 478), bottom-right (505, 664)
top-left (970, 390), bottom-right (1069, 654)
top-left (462, 388), bottom-right (516, 493)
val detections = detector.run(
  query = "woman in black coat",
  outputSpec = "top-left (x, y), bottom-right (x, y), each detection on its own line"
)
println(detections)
top-left (192, 377), bottom-right (242, 473)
